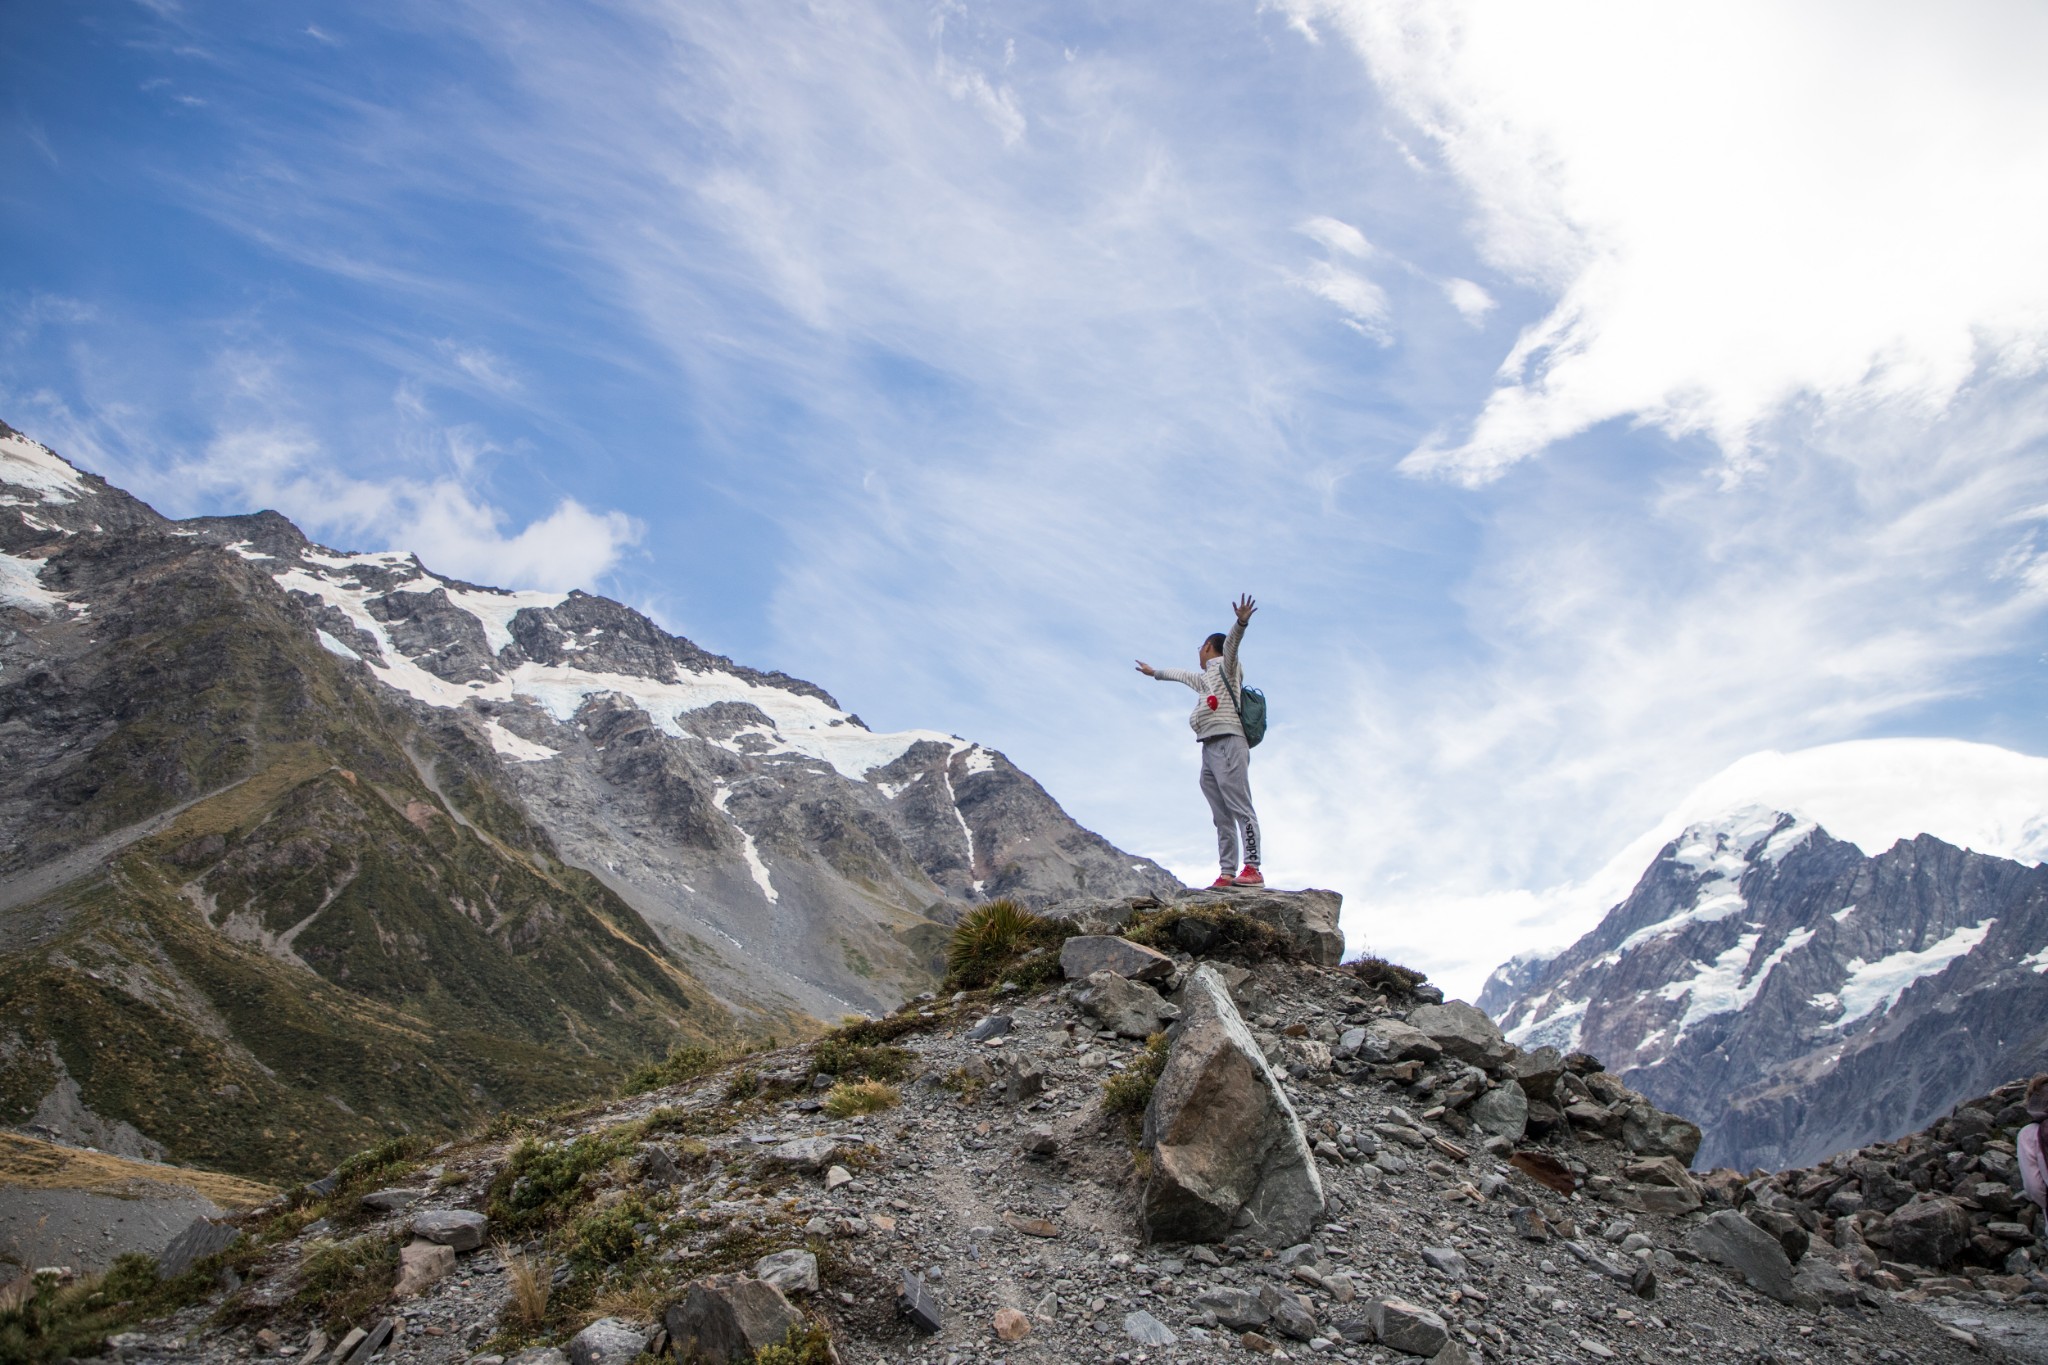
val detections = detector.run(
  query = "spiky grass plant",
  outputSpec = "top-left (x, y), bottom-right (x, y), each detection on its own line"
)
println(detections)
top-left (944, 899), bottom-right (1068, 990)
top-left (498, 1242), bottom-right (555, 1330)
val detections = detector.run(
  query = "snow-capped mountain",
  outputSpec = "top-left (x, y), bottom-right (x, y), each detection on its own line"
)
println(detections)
top-left (1482, 789), bottom-right (2048, 1172)
top-left (0, 419), bottom-right (1174, 1177)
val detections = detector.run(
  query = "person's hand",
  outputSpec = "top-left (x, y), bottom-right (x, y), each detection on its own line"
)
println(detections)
top-left (1233, 594), bottom-right (1257, 625)
top-left (1135, 660), bottom-right (1158, 677)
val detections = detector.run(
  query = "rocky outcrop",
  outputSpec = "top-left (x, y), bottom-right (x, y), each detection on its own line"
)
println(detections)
top-left (1483, 807), bottom-right (2048, 1172)
top-left (1072, 970), bottom-right (1179, 1039)
top-left (1139, 963), bottom-right (1325, 1244)
top-left (1174, 888), bottom-right (1345, 966)
top-left (663, 1277), bottom-right (805, 1364)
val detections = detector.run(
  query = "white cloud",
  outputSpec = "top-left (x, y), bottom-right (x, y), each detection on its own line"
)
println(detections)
top-left (1443, 277), bottom-right (1493, 324)
top-left (1277, 0), bottom-right (2048, 484)
top-left (1299, 215), bottom-right (1373, 259)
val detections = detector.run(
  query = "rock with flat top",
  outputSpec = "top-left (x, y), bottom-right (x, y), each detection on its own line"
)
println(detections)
top-left (393, 1241), bottom-right (455, 1299)
top-left (1685, 1210), bottom-right (1801, 1305)
top-left (410, 1210), bottom-right (488, 1251)
top-left (754, 1249), bottom-right (819, 1296)
top-left (1177, 889), bottom-right (1345, 966)
top-left (1404, 1002), bottom-right (1511, 1067)
top-left (1367, 1299), bottom-right (1448, 1357)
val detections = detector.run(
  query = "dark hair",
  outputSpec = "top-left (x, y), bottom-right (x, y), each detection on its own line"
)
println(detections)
top-left (1203, 632), bottom-right (1228, 655)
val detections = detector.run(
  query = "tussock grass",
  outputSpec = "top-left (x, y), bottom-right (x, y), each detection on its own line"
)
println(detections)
top-left (943, 900), bottom-right (1068, 990)
top-left (754, 1321), bottom-right (838, 1365)
top-left (621, 1043), bottom-right (729, 1097)
top-left (497, 1242), bottom-right (554, 1331)
top-left (822, 1080), bottom-right (899, 1118)
top-left (808, 1037), bottom-right (913, 1084)
top-left (1347, 956), bottom-right (1427, 994)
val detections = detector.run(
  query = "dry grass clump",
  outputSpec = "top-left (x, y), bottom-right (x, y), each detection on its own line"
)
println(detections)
top-left (1102, 1032), bottom-right (1171, 1141)
top-left (1124, 904), bottom-right (1289, 961)
top-left (1347, 956), bottom-right (1427, 994)
top-left (822, 1080), bottom-right (899, 1118)
top-left (497, 1242), bottom-right (555, 1330)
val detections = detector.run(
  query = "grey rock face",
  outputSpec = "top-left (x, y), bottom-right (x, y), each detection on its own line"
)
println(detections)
top-left (410, 1210), bottom-right (488, 1251)
top-left (765, 1137), bottom-right (844, 1171)
top-left (1121, 1309), bottom-right (1177, 1346)
top-left (1139, 964), bottom-right (1324, 1245)
top-left (1484, 808), bottom-right (2048, 1171)
top-left (156, 1217), bottom-right (237, 1279)
top-left (359, 1188), bottom-right (426, 1212)
top-left (1686, 1210), bottom-right (1801, 1305)
top-left (1194, 1286), bottom-right (1269, 1329)
top-left (1622, 1103), bottom-right (1703, 1165)
top-left (567, 1318), bottom-right (649, 1365)
top-left (1058, 936), bottom-right (1174, 982)
top-left (664, 1276), bottom-right (806, 1363)
top-left (1073, 970), bottom-right (1178, 1038)
top-left (1361, 1020), bottom-right (1442, 1064)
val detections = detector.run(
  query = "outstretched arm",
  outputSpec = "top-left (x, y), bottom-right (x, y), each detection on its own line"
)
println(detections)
top-left (1139, 660), bottom-right (1203, 689)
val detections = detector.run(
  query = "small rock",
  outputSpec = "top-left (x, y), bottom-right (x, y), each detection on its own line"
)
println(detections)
top-left (767, 1137), bottom-right (844, 1170)
top-left (993, 1308), bottom-right (1031, 1341)
top-left (360, 1188), bottom-right (427, 1213)
top-left (393, 1240), bottom-right (456, 1299)
top-left (899, 1270), bottom-right (945, 1334)
top-left (1195, 1287), bottom-right (1270, 1330)
top-left (1466, 1083), bottom-right (1529, 1141)
top-left (1001, 1211), bottom-right (1060, 1238)
top-left (1123, 1309), bottom-right (1178, 1346)
top-left (1240, 1331), bottom-right (1278, 1353)
top-left (1074, 970), bottom-right (1179, 1038)
top-left (339, 1320), bottom-right (395, 1365)
top-left (755, 1249), bottom-right (820, 1296)
top-left (966, 1014), bottom-right (1013, 1042)
top-left (1367, 1298), bottom-right (1448, 1357)
top-left (1259, 1285), bottom-right (1317, 1341)
top-left (506, 1350), bottom-right (568, 1365)
top-left (1419, 1246), bottom-right (1467, 1277)
top-left (254, 1329), bottom-right (282, 1353)
top-left (1508, 1206), bottom-right (1552, 1241)
top-left (567, 1318), bottom-right (647, 1365)
top-left (823, 1165), bottom-right (853, 1190)
top-left (410, 1210), bottom-right (489, 1251)
top-left (1403, 1002), bottom-right (1511, 1066)
top-left (1021, 1128), bottom-right (1058, 1158)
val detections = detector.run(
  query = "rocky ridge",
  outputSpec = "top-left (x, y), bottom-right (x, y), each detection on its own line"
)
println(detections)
top-left (1480, 806), bottom-right (2048, 1171)
top-left (28, 889), bottom-right (2034, 1365)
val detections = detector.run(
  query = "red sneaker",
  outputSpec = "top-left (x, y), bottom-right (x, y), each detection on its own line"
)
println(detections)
top-left (1209, 873), bottom-right (1237, 888)
top-left (1235, 866), bottom-right (1265, 887)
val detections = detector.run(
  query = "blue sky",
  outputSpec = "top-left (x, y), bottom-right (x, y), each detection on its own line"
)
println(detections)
top-left (7, 0), bottom-right (2048, 996)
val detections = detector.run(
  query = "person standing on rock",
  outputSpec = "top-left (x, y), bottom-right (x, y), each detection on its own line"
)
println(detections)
top-left (2022, 1074), bottom-right (2048, 1218)
top-left (1136, 594), bottom-right (1264, 889)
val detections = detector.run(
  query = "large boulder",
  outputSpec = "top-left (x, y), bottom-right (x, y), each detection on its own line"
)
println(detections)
top-left (1074, 971), bottom-right (1180, 1039)
top-left (1685, 1210), bottom-right (1801, 1305)
top-left (1059, 936), bottom-right (1175, 982)
top-left (665, 1277), bottom-right (806, 1364)
top-left (1466, 1082), bottom-right (1529, 1141)
top-left (1140, 964), bottom-right (1325, 1245)
top-left (157, 1218), bottom-right (238, 1280)
top-left (1621, 1102), bottom-right (1703, 1166)
top-left (1887, 1196), bottom-right (1973, 1268)
top-left (1403, 1002), bottom-right (1511, 1066)
top-left (1508, 1045), bottom-right (1565, 1101)
top-left (1177, 890), bottom-right (1345, 965)
top-left (393, 1241), bottom-right (456, 1299)
top-left (1360, 1019), bottom-right (1443, 1064)
top-left (411, 1210), bottom-right (488, 1252)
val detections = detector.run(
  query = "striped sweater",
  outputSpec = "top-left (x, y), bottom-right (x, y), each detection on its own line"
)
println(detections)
top-left (1152, 617), bottom-right (1248, 741)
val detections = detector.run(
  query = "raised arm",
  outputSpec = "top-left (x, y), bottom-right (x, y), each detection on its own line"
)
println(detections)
top-left (1138, 660), bottom-right (1204, 690)
top-left (1222, 594), bottom-right (1255, 681)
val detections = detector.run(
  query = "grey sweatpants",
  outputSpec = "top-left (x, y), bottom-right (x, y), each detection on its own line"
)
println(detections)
top-left (1199, 734), bottom-right (1261, 872)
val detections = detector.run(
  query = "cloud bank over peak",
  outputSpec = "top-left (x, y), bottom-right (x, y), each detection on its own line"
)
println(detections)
top-left (1280, 0), bottom-right (2048, 484)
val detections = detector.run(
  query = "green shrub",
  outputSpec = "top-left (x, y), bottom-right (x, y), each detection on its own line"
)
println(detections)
top-left (487, 1127), bottom-right (638, 1237)
top-left (754, 1321), bottom-right (837, 1365)
top-left (574, 1193), bottom-right (651, 1264)
top-left (723, 1069), bottom-right (760, 1101)
top-left (1102, 1033), bottom-right (1171, 1141)
top-left (294, 1233), bottom-right (401, 1331)
top-left (622, 1043), bottom-right (725, 1096)
top-left (808, 1037), bottom-right (913, 1083)
top-left (944, 900), bottom-right (1068, 990)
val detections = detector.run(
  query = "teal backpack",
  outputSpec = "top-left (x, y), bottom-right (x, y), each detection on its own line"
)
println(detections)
top-left (1223, 675), bottom-right (1269, 748)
